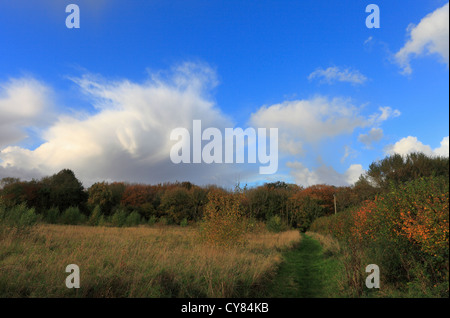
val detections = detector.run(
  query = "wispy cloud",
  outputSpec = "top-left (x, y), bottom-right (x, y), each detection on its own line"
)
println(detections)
top-left (308, 66), bottom-right (368, 85)
top-left (358, 127), bottom-right (384, 149)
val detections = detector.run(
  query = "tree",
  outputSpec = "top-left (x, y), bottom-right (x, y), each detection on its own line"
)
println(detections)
top-left (160, 187), bottom-right (194, 224)
top-left (0, 177), bottom-right (20, 189)
top-left (360, 152), bottom-right (449, 191)
top-left (293, 196), bottom-right (325, 232)
top-left (41, 169), bottom-right (87, 213)
top-left (88, 182), bottom-right (113, 214)
top-left (296, 184), bottom-right (336, 216)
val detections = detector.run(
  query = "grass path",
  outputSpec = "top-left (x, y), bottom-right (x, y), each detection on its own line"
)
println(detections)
top-left (267, 234), bottom-right (339, 298)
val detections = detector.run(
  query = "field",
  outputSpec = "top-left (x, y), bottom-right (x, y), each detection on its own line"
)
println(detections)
top-left (0, 224), bottom-right (301, 298)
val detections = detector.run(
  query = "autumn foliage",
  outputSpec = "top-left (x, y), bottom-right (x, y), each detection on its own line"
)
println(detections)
top-left (200, 189), bottom-right (247, 247)
top-left (310, 176), bottom-right (449, 296)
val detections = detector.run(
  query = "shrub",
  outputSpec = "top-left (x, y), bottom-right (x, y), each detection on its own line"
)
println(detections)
top-left (180, 218), bottom-right (188, 227)
top-left (147, 215), bottom-right (157, 226)
top-left (97, 214), bottom-right (106, 227)
top-left (200, 189), bottom-right (247, 247)
top-left (310, 175), bottom-right (449, 297)
top-left (125, 211), bottom-right (141, 227)
top-left (111, 209), bottom-right (127, 227)
top-left (88, 205), bottom-right (103, 226)
top-left (45, 207), bottom-right (60, 224)
top-left (1, 203), bottom-right (38, 228)
top-left (266, 215), bottom-right (282, 233)
top-left (0, 203), bottom-right (38, 228)
top-left (61, 207), bottom-right (83, 225)
top-left (158, 216), bottom-right (169, 226)
top-left (19, 207), bottom-right (38, 227)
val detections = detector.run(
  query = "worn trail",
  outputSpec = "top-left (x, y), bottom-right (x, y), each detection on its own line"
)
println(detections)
top-left (268, 234), bottom-right (329, 298)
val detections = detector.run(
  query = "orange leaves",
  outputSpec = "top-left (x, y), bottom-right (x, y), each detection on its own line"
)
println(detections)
top-left (292, 184), bottom-right (337, 216)
top-left (121, 184), bottom-right (156, 207)
top-left (314, 176), bottom-right (449, 263)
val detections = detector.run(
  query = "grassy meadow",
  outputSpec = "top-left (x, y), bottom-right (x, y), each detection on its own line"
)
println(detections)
top-left (0, 223), bottom-right (301, 298)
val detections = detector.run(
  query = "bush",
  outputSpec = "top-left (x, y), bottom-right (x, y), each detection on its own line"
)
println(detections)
top-left (0, 203), bottom-right (38, 228)
top-left (266, 215), bottom-right (282, 233)
top-left (200, 189), bottom-right (247, 247)
top-left (180, 218), bottom-right (188, 227)
top-left (61, 207), bottom-right (83, 225)
top-left (147, 215), bottom-right (157, 226)
top-left (97, 214), bottom-right (106, 227)
top-left (125, 211), bottom-right (141, 227)
top-left (19, 208), bottom-right (38, 227)
top-left (158, 216), bottom-right (169, 226)
top-left (45, 207), bottom-right (60, 224)
top-left (111, 209), bottom-right (127, 227)
top-left (310, 176), bottom-right (449, 297)
top-left (88, 205), bottom-right (103, 226)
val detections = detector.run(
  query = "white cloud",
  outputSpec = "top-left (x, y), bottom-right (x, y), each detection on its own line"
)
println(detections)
top-left (358, 127), bottom-right (384, 148)
top-left (364, 36), bottom-right (373, 45)
top-left (0, 63), bottom-right (256, 186)
top-left (287, 161), bottom-right (364, 187)
top-left (434, 136), bottom-right (450, 156)
top-left (341, 145), bottom-right (358, 163)
top-left (368, 106), bottom-right (401, 125)
top-left (308, 66), bottom-right (368, 85)
top-left (395, 2), bottom-right (449, 74)
top-left (0, 77), bottom-right (53, 148)
top-left (385, 136), bottom-right (449, 157)
top-left (250, 97), bottom-right (399, 156)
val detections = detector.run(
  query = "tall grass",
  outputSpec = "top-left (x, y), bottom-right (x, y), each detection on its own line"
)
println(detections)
top-left (0, 224), bottom-right (300, 297)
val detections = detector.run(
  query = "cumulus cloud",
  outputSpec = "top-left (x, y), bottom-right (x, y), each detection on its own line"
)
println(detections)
top-left (395, 2), bottom-right (449, 74)
top-left (308, 66), bottom-right (368, 85)
top-left (249, 97), bottom-right (399, 156)
top-left (358, 127), bottom-right (384, 148)
top-left (0, 77), bottom-right (53, 149)
top-left (0, 63), bottom-right (257, 186)
top-left (0, 66), bottom-right (403, 188)
top-left (287, 161), bottom-right (364, 187)
top-left (385, 136), bottom-right (449, 157)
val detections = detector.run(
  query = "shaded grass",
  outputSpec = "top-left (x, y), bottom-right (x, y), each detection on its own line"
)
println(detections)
top-left (0, 224), bottom-right (300, 298)
top-left (267, 233), bottom-right (344, 298)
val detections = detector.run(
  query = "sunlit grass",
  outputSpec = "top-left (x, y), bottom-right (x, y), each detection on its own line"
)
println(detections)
top-left (0, 224), bottom-right (301, 297)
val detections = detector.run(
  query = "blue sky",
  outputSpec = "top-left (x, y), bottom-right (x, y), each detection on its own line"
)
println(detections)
top-left (0, 0), bottom-right (448, 188)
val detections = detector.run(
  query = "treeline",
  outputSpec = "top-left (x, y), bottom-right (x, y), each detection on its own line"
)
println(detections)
top-left (0, 152), bottom-right (448, 231)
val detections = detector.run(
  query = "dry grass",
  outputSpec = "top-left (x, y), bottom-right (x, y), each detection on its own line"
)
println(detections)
top-left (305, 231), bottom-right (341, 257)
top-left (0, 224), bottom-right (301, 298)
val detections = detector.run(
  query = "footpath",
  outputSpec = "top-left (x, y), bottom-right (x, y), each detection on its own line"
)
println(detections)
top-left (268, 234), bottom-right (331, 298)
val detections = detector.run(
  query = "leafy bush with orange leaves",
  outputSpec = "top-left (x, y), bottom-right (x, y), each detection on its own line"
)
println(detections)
top-left (200, 189), bottom-right (247, 248)
top-left (310, 176), bottom-right (449, 297)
